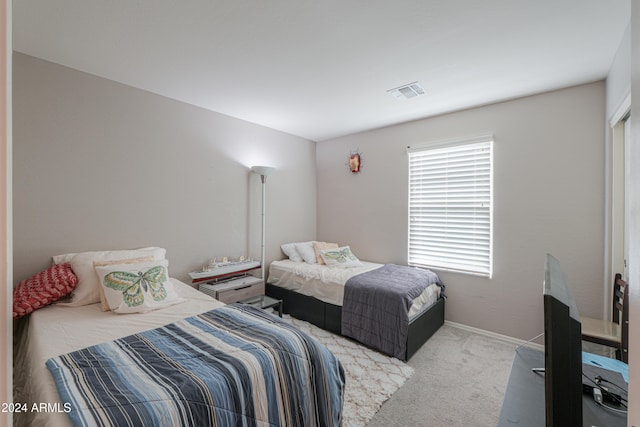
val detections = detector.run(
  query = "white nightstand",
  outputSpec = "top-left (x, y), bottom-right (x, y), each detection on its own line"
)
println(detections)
top-left (198, 276), bottom-right (264, 304)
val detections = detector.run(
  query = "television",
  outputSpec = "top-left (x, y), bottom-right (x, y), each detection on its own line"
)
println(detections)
top-left (543, 254), bottom-right (582, 426)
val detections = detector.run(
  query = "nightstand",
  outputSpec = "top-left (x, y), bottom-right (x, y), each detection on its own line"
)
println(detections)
top-left (198, 276), bottom-right (264, 304)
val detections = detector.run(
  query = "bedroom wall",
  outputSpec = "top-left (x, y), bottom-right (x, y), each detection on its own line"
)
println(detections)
top-left (603, 22), bottom-right (631, 314)
top-left (606, 16), bottom-right (639, 421)
top-left (626, 1), bottom-right (640, 423)
top-left (316, 81), bottom-right (606, 342)
top-left (606, 23), bottom-right (631, 119)
top-left (12, 53), bottom-right (317, 286)
top-left (2, 0), bottom-right (11, 422)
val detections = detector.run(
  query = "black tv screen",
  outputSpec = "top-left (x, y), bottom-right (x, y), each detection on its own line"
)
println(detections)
top-left (543, 254), bottom-right (582, 426)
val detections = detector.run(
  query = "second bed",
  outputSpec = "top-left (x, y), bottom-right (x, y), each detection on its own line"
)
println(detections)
top-left (266, 259), bottom-right (445, 361)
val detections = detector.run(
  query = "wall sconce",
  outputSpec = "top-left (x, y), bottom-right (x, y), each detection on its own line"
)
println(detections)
top-left (348, 151), bottom-right (362, 174)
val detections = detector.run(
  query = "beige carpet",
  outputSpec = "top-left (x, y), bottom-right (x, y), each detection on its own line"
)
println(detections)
top-left (280, 314), bottom-right (414, 427)
top-left (279, 313), bottom-right (521, 426)
top-left (367, 324), bottom-right (517, 427)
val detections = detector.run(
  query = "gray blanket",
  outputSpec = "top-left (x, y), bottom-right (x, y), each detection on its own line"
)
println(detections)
top-left (341, 264), bottom-right (441, 360)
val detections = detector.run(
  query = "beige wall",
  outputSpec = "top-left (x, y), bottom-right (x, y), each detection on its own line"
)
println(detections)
top-left (13, 53), bottom-right (317, 286)
top-left (605, 9), bottom-right (637, 424)
top-left (1, 0), bottom-right (10, 424)
top-left (317, 82), bottom-right (606, 342)
top-left (627, 1), bottom-right (639, 424)
top-left (606, 23), bottom-right (631, 119)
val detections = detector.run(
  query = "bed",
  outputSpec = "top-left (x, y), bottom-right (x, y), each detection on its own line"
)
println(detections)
top-left (266, 244), bottom-right (445, 361)
top-left (13, 248), bottom-right (345, 427)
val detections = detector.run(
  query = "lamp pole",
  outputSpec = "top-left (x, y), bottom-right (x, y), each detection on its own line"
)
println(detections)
top-left (251, 166), bottom-right (275, 281)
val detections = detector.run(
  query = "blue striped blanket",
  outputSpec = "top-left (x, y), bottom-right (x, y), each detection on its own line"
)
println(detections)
top-left (46, 304), bottom-right (345, 427)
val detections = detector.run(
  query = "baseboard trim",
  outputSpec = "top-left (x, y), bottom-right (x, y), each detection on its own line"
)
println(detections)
top-left (445, 320), bottom-right (544, 350)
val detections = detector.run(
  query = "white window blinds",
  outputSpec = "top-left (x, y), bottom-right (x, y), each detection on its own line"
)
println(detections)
top-left (408, 137), bottom-right (493, 277)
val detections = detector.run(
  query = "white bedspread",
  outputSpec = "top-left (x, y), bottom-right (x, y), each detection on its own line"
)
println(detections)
top-left (267, 259), bottom-right (440, 317)
top-left (13, 279), bottom-right (223, 427)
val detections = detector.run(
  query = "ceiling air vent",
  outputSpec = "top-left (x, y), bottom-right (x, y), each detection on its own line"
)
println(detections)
top-left (387, 82), bottom-right (426, 100)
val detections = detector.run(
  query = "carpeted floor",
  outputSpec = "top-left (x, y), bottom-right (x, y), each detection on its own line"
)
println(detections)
top-left (366, 324), bottom-right (518, 427)
top-left (280, 314), bottom-right (414, 427)
top-left (279, 312), bottom-right (519, 427)
top-left (281, 313), bottom-right (617, 426)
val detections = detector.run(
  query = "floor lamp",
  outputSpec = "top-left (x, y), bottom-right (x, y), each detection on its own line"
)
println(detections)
top-left (251, 166), bottom-right (275, 281)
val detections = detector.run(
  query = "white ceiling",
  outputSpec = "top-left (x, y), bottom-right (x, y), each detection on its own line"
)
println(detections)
top-left (13, 1), bottom-right (630, 141)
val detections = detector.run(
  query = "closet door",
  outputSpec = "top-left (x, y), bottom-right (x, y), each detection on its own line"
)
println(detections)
top-left (623, 116), bottom-right (630, 280)
top-left (611, 114), bottom-right (627, 282)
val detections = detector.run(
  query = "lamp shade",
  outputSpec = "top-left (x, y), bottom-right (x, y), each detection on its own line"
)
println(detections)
top-left (251, 166), bottom-right (276, 177)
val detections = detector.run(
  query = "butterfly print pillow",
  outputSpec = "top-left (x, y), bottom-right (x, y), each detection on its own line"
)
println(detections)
top-left (95, 259), bottom-right (184, 314)
top-left (319, 246), bottom-right (363, 268)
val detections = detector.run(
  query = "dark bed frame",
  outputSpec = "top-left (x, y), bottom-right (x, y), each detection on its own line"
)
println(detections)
top-left (266, 282), bottom-right (445, 361)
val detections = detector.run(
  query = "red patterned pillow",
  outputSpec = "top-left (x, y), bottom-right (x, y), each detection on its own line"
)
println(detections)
top-left (13, 263), bottom-right (78, 319)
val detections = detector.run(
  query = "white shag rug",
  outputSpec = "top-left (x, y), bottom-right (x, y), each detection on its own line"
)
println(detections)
top-left (280, 314), bottom-right (414, 427)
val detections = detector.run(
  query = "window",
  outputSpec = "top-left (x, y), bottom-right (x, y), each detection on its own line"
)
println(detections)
top-left (408, 136), bottom-right (493, 277)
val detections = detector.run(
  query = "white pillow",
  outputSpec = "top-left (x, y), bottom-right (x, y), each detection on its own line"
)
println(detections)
top-left (280, 242), bottom-right (304, 262)
top-left (52, 252), bottom-right (77, 265)
top-left (52, 246), bottom-right (163, 266)
top-left (95, 259), bottom-right (183, 314)
top-left (57, 247), bottom-right (166, 307)
top-left (320, 246), bottom-right (363, 268)
top-left (295, 241), bottom-right (318, 264)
